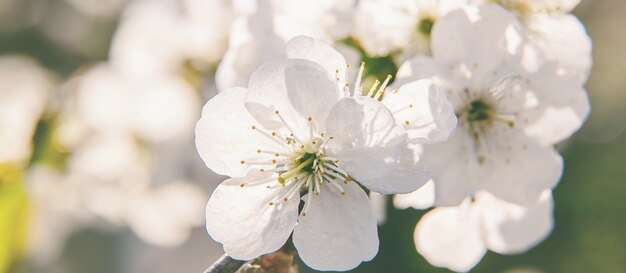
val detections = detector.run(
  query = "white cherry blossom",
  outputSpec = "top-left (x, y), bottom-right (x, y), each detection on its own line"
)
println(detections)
top-left (197, 35), bottom-right (455, 271)
top-left (354, 0), bottom-right (468, 63)
top-left (215, 0), bottom-right (356, 90)
top-left (484, 0), bottom-right (592, 81)
top-left (395, 4), bottom-right (589, 206)
top-left (110, 0), bottom-right (233, 76)
top-left (415, 190), bottom-right (554, 272)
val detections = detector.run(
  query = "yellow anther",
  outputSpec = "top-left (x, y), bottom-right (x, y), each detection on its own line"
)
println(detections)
top-left (271, 131), bottom-right (277, 136)
top-left (256, 149), bottom-right (261, 153)
top-left (240, 160), bottom-right (245, 164)
top-left (307, 116), bottom-right (312, 122)
top-left (405, 120), bottom-right (410, 125)
top-left (251, 125), bottom-right (256, 129)
top-left (240, 184), bottom-right (245, 188)
top-left (269, 202), bottom-right (274, 206)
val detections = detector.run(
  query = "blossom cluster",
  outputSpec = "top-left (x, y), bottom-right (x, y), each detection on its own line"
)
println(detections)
top-left (0, 0), bottom-right (591, 272)
top-left (193, 0), bottom-right (591, 271)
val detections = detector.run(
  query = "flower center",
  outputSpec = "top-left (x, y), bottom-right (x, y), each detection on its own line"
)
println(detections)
top-left (242, 114), bottom-right (351, 216)
top-left (464, 99), bottom-right (495, 125)
top-left (297, 152), bottom-right (317, 174)
top-left (417, 17), bottom-right (435, 36)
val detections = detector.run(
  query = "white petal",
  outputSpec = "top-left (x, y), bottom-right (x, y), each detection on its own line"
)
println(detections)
top-left (0, 56), bottom-right (52, 162)
top-left (325, 97), bottom-right (407, 185)
top-left (432, 4), bottom-right (522, 82)
top-left (415, 203), bottom-right (487, 272)
top-left (478, 190), bottom-right (554, 254)
top-left (246, 59), bottom-right (341, 136)
top-left (215, 15), bottom-right (286, 90)
top-left (195, 87), bottom-right (285, 177)
top-left (293, 182), bottom-right (378, 271)
top-left (521, 63), bottom-right (590, 146)
top-left (481, 124), bottom-right (563, 205)
top-left (132, 75), bottom-right (200, 142)
top-left (394, 56), bottom-right (467, 110)
top-left (421, 128), bottom-right (480, 206)
top-left (383, 79), bottom-right (457, 143)
top-left (393, 180), bottom-right (435, 210)
top-left (205, 171), bottom-right (300, 260)
top-left (522, 14), bottom-right (592, 81)
top-left (502, 0), bottom-right (580, 13)
top-left (353, 0), bottom-right (417, 57)
top-left (285, 36), bottom-right (348, 85)
top-left (127, 182), bottom-right (205, 247)
top-left (358, 144), bottom-right (431, 194)
top-left (369, 191), bottom-right (387, 225)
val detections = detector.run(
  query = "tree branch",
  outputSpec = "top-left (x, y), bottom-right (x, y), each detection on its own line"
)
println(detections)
top-left (204, 255), bottom-right (246, 273)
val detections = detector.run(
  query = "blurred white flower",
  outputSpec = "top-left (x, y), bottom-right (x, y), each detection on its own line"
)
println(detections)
top-left (0, 55), bottom-right (54, 164)
top-left (415, 190), bottom-right (554, 272)
top-left (110, 0), bottom-right (233, 76)
top-left (393, 179), bottom-right (436, 210)
top-left (76, 63), bottom-right (199, 143)
top-left (215, 0), bottom-right (356, 90)
top-left (354, 0), bottom-right (468, 63)
top-left (197, 35), bottom-right (451, 271)
top-left (25, 165), bottom-right (91, 265)
top-left (395, 4), bottom-right (589, 206)
top-left (26, 62), bottom-right (210, 251)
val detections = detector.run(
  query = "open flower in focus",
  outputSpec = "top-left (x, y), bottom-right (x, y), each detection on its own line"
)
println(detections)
top-left (415, 190), bottom-right (554, 272)
top-left (395, 4), bottom-right (589, 206)
top-left (196, 35), bottom-right (455, 271)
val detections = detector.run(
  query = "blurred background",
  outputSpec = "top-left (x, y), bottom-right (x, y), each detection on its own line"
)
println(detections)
top-left (0, 0), bottom-right (624, 272)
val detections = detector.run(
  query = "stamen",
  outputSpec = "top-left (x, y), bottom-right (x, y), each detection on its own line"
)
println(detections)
top-left (373, 75), bottom-right (392, 100)
top-left (299, 174), bottom-right (316, 216)
top-left (308, 116), bottom-right (314, 140)
top-left (353, 61), bottom-right (365, 96)
top-left (324, 175), bottom-right (345, 195)
top-left (321, 161), bottom-right (349, 177)
top-left (367, 80), bottom-right (380, 97)
top-left (274, 110), bottom-right (303, 144)
top-left (244, 159), bottom-right (289, 166)
top-left (257, 149), bottom-right (289, 156)
top-left (314, 172), bottom-right (323, 195)
top-left (252, 125), bottom-right (290, 149)
top-left (322, 168), bottom-right (344, 181)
